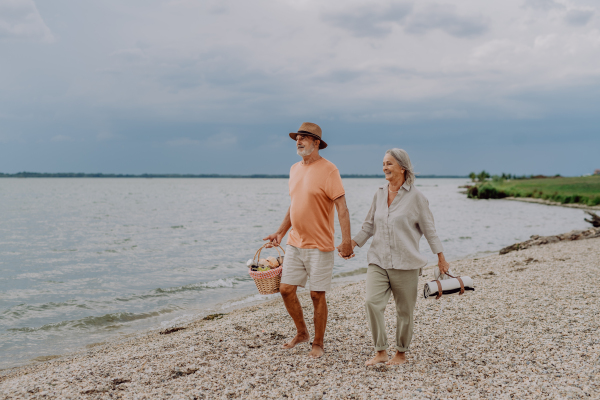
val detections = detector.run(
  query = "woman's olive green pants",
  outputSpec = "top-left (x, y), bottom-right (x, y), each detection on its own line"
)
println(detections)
top-left (365, 264), bottom-right (419, 352)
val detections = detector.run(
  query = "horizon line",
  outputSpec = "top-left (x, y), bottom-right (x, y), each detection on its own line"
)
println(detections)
top-left (0, 172), bottom-right (468, 179)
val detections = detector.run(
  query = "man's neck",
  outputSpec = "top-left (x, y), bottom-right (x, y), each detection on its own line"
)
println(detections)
top-left (301, 151), bottom-right (322, 165)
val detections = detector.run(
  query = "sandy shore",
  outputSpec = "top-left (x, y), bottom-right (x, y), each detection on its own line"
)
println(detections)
top-left (1, 237), bottom-right (599, 399)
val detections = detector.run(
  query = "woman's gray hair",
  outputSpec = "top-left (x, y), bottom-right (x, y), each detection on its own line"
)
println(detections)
top-left (386, 148), bottom-right (415, 186)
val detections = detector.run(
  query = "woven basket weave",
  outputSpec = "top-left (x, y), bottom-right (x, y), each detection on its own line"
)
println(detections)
top-left (248, 244), bottom-right (284, 295)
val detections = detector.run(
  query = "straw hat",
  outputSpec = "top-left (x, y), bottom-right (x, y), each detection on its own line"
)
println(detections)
top-left (289, 122), bottom-right (327, 149)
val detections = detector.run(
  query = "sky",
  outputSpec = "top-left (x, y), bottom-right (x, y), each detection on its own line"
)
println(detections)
top-left (1, 0), bottom-right (599, 176)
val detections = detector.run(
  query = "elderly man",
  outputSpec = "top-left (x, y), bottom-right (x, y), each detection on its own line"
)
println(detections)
top-left (264, 122), bottom-right (353, 358)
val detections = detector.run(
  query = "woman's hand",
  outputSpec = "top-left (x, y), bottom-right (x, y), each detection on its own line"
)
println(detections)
top-left (437, 252), bottom-right (450, 275)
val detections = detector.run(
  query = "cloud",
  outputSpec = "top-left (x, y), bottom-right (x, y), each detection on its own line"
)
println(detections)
top-left (323, 1), bottom-right (413, 38)
top-left (522, 0), bottom-right (565, 11)
top-left (564, 9), bottom-right (594, 26)
top-left (324, 1), bottom-right (488, 39)
top-left (405, 3), bottom-right (489, 38)
top-left (0, 0), bottom-right (54, 42)
top-left (110, 48), bottom-right (147, 64)
top-left (2, 0), bottom-right (600, 176)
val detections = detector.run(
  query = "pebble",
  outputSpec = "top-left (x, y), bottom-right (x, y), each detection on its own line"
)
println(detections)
top-left (0, 237), bottom-right (599, 399)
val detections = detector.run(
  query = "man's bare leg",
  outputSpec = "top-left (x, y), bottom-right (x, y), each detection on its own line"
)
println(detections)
top-left (280, 283), bottom-right (310, 349)
top-left (386, 351), bottom-right (407, 365)
top-left (365, 350), bottom-right (388, 366)
top-left (308, 291), bottom-right (327, 358)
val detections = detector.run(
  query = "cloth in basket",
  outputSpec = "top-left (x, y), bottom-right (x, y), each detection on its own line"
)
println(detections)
top-left (249, 266), bottom-right (282, 280)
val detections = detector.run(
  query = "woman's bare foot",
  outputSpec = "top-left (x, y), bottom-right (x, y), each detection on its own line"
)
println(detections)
top-left (365, 350), bottom-right (388, 366)
top-left (308, 343), bottom-right (324, 358)
top-left (282, 333), bottom-right (310, 349)
top-left (386, 351), bottom-right (407, 365)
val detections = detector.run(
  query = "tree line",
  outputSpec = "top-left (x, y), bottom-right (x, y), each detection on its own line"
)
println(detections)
top-left (468, 171), bottom-right (561, 182)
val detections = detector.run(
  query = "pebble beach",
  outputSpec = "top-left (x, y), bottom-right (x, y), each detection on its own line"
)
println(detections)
top-left (1, 236), bottom-right (599, 399)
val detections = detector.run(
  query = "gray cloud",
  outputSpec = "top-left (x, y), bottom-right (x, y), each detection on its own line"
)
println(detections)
top-left (0, 0), bottom-right (53, 42)
top-left (323, 2), bottom-right (413, 38)
top-left (1, 0), bottom-right (600, 176)
top-left (564, 9), bottom-right (594, 26)
top-left (110, 48), bottom-right (147, 64)
top-left (405, 4), bottom-right (489, 38)
top-left (324, 2), bottom-right (488, 39)
top-left (522, 0), bottom-right (565, 11)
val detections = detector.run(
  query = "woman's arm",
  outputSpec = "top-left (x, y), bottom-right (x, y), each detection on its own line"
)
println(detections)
top-left (416, 195), bottom-right (449, 274)
top-left (352, 192), bottom-right (378, 248)
top-left (417, 196), bottom-right (444, 255)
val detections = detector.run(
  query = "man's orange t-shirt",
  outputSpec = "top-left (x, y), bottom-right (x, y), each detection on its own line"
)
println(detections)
top-left (287, 158), bottom-right (345, 252)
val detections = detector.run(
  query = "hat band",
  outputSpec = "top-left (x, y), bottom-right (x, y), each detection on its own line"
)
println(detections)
top-left (298, 130), bottom-right (320, 138)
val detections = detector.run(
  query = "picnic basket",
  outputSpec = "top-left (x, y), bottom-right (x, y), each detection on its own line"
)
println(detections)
top-left (248, 243), bottom-right (285, 295)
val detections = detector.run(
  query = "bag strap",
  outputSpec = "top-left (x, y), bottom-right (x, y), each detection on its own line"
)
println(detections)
top-left (431, 272), bottom-right (465, 299)
top-left (434, 280), bottom-right (443, 300)
top-left (444, 272), bottom-right (465, 295)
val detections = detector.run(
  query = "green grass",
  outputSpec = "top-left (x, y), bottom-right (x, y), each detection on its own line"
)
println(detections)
top-left (467, 175), bottom-right (600, 206)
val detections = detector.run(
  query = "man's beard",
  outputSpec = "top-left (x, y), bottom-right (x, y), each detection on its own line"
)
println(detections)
top-left (297, 142), bottom-right (315, 157)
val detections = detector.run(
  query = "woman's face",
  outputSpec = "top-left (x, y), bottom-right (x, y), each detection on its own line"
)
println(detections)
top-left (383, 153), bottom-right (405, 182)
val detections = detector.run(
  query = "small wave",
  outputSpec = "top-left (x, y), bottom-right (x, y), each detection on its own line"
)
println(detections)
top-left (222, 292), bottom-right (281, 309)
top-left (2, 277), bottom-right (250, 323)
top-left (153, 277), bottom-right (245, 294)
top-left (8, 307), bottom-right (177, 333)
top-left (1, 301), bottom-right (92, 321)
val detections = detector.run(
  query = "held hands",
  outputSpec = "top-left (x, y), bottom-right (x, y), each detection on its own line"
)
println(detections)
top-left (262, 231), bottom-right (284, 248)
top-left (337, 240), bottom-right (357, 260)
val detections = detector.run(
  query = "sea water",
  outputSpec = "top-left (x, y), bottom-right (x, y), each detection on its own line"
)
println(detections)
top-left (0, 178), bottom-right (589, 369)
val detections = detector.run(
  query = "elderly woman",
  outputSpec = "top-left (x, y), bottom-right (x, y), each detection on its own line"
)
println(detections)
top-left (349, 148), bottom-right (449, 366)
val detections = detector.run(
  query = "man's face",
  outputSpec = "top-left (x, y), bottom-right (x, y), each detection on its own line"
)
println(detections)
top-left (296, 134), bottom-right (317, 157)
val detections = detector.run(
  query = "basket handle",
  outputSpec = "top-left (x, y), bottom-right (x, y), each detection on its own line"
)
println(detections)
top-left (254, 243), bottom-right (285, 262)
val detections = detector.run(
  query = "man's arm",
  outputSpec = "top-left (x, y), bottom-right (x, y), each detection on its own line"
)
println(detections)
top-left (263, 207), bottom-right (291, 246)
top-left (334, 195), bottom-right (353, 257)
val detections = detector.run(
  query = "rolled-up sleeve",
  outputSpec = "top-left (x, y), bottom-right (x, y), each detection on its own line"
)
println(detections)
top-left (417, 197), bottom-right (444, 254)
top-left (353, 192), bottom-right (377, 247)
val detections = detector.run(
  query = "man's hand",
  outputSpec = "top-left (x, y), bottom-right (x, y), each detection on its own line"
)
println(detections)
top-left (338, 240), bottom-right (357, 259)
top-left (337, 240), bottom-right (354, 259)
top-left (263, 231), bottom-right (284, 247)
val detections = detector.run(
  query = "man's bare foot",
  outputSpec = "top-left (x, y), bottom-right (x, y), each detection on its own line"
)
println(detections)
top-left (282, 333), bottom-right (310, 349)
top-left (386, 351), bottom-right (407, 365)
top-left (365, 351), bottom-right (388, 366)
top-left (308, 343), bottom-right (324, 358)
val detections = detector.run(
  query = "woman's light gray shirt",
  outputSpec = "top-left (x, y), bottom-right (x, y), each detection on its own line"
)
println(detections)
top-left (353, 182), bottom-right (444, 270)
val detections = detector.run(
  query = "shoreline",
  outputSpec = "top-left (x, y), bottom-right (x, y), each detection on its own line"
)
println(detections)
top-left (1, 237), bottom-right (599, 398)
top-left (503, 196), bottom-right (600, 211)
top-left (0, 253), bottom-right (486, 373)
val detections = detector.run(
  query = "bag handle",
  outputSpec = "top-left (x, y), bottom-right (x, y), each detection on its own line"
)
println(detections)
top-left (253, 243), bottom-right (286, 262)
top-left (431, 271), bottom-right (465, 300)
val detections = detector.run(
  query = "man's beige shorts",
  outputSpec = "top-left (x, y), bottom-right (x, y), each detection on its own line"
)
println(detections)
top-left (281, 245), bottom-right (335, 292)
